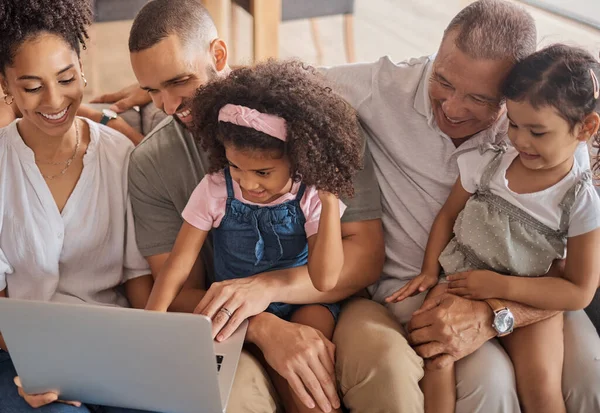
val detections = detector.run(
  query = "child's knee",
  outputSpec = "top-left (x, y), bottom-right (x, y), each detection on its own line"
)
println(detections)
top-left (291, 304), bottom-right (332, 322)
top-left (290, 304), bottom-right (336, 338)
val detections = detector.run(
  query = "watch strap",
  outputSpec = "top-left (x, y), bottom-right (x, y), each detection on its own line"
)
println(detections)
top-left (485, 298), bottom-right (506, 314)
top-left (100, 110), bottom-right (117, 125)
top-left (486, 298), bottom-right (513, 337)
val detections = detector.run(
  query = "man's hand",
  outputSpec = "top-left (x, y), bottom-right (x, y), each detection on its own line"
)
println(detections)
top-left (90, 83), bottom-right (151, 113)
top-left (193, 275), bottom-right (276, 341)
top-left (407, 292), bottom-right (496, 369)
top-left (14, 377), bottom-right (81, 408)
top-left (250, 314), bottom-right (340, 413)
top-left (447, 270), bottom-right (508, 300)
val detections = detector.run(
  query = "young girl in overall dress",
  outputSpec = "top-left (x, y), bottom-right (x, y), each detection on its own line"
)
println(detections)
top-left (145, 60), bottom-right (362, 413)
top-left (388, 44), bottom-right (600, 413)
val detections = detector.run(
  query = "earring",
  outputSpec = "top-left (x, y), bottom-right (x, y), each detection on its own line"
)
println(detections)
top-left (3, 94), bottom-right (13, 105)
top-left (81, 73), bottom-right (88, 88)
top-left (590, 68), bottom-right (599, 100)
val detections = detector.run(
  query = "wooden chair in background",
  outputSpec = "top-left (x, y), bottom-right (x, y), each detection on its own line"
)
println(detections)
top-left (229, 0), bottom-right (356, 64)
top-left (88, 0), bottom-right (148, 97)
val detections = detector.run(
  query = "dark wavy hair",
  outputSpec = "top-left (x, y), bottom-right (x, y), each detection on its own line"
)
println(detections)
top-left (502, 44), bottom-right (600, 176)
top-left (0, 0), bottom-right (92, 74)
top-left (191, 60), bottom-right (363, 197)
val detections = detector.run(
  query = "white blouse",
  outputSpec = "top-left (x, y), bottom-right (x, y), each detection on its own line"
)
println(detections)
top-left (0, 118), bottom-right (150, 307)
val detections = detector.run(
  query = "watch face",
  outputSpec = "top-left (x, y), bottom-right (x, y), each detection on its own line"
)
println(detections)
top-left (102, 109), bottom-right (118, 119)
top-left (494, 309), bottom-right (515, 334)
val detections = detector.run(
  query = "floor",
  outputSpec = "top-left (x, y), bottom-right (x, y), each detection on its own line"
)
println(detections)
top-left (82, 0), bottom-right (600, 99)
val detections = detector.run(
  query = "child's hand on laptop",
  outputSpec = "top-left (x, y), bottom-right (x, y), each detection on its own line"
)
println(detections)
top-left (14, 376), bottom-right (81, 408)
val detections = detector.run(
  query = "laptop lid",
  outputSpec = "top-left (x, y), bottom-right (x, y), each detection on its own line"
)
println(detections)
top-left (0, 298), bottom-right (244, 413)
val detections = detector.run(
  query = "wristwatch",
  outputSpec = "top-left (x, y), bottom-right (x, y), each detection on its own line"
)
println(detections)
top-left (486, 298), bottom-right (514, 337)
top-left (100, 108), bottom-right (118, 125)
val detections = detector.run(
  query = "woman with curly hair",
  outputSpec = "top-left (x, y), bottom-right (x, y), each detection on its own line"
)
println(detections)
top-left (145, 60), bottom-right (362, 413)
top-left (0, 0), bottom-right (154, 411)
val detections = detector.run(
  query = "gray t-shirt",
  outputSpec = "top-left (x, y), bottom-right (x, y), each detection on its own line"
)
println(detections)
top-left (128, 116), bottom-right (382, 262)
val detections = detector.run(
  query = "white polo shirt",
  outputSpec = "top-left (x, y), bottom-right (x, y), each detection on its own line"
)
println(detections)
top-left (0, 118), bottom-right (150, 307)
top-left (322, 56), bottom-right (517, 301)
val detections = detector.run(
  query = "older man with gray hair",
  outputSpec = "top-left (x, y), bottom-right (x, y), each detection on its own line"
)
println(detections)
top-left (323, 0), bottom-right (600, 411)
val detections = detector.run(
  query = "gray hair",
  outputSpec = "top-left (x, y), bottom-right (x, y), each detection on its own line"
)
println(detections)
top-left (444, 0), bottom-right (537, 62)
top-left (129, 0), bottom-right (217, 53)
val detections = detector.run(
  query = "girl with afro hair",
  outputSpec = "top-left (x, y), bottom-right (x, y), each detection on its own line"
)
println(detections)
top-left (145, 60), bottom-right (363, 413)
top-left (0, 1), bottom-right (155, 412)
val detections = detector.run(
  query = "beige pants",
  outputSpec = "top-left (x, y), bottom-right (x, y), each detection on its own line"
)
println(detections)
top-left (226, 299), bottom-right (600, 413)
top-left (383, 290), bottom-right (600, 413)
top-left (226, 298), bottom-right (425, 413)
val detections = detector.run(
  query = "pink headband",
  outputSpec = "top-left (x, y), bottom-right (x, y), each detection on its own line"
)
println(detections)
top-left (218, 104), bottom-right (287, 142)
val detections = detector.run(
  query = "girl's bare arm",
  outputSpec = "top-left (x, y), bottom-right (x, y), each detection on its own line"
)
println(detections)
top-left (497, 229), bottom-right (600, 311)
top-left (422, 178), bottom-right (472, 275)
top-left (145, 222), bottom-right (209, 311)
top-left (307, 192), bottom-right (344, 292)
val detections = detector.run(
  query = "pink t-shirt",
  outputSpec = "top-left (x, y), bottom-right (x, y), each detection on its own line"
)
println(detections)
top-left (182, 172), bottom-right (347, 238)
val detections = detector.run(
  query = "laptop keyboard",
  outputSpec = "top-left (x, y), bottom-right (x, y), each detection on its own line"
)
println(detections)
top-left (216, 355), bottom-right (224, 372)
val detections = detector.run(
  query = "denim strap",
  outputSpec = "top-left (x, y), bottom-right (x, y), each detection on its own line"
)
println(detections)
top-left (224, 167), bottom-right (235, 199)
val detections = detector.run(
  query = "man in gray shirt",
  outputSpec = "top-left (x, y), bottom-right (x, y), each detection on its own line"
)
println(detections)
top-left (118, 1), bottom-right (424, 412)
top-left (321, 0), bottom-right (600, 411)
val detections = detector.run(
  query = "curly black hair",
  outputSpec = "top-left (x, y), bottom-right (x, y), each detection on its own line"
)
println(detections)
top-left (502, 44), bottom-right (600, 178)
top-left (0, 0), bottom-right (92, 74)
top-left (191, 60), bottom-right (363, 197)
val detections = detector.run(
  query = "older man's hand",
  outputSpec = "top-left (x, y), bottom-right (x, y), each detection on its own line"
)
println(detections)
top-left (406, 292), bottom-right (497, 369)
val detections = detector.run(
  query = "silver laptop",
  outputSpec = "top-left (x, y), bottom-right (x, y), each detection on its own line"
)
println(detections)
top-left (0, 298), bottom-right (247, 413)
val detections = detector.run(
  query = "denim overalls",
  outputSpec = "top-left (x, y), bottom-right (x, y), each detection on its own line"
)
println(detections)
top-left (212, 168), bottom-right (340, 321)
